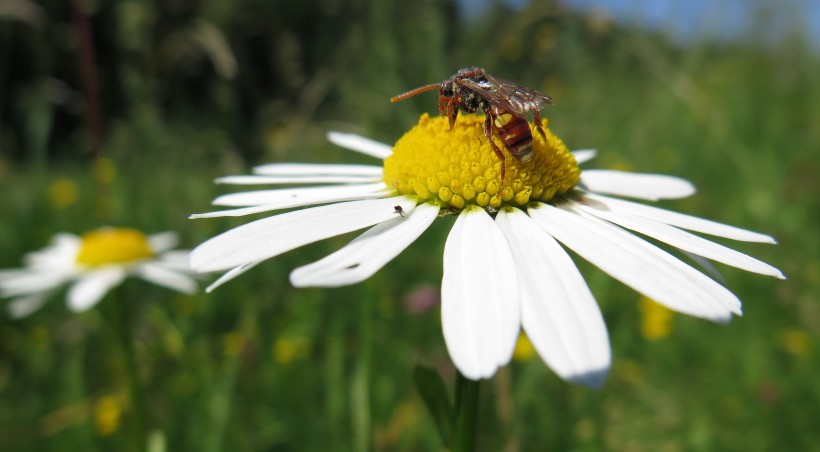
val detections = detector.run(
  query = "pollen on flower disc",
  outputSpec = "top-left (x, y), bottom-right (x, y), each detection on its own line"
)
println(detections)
top-left (75, 228), bottom-right (155, 267)
top-left (383, 113), bottom-right (580, 211)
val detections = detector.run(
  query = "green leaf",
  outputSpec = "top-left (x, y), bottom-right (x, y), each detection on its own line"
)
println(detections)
top-left (413, 364), bottom-right (453, 445)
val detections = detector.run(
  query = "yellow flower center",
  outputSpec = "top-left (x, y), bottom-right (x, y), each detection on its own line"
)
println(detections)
top-left (383, 113), bottom-right (580, 210)
top-left (75, 228), bottom-right (155, 267)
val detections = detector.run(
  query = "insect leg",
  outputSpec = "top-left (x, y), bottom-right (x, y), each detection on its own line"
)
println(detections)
top-left (483, 112), bottom-right (506, 181)
top-left (531, 108), bottom-right (547, 140)
top-left (439, 95), bottom-right (458, 130)
top-left (438, 95), bottom-right (448, 117)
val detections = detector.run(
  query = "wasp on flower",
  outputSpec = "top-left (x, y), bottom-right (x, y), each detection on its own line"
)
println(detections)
top-left (190, 103), bottom-right (783, 387)
top-left (391, 67), bottom-right (553, 182)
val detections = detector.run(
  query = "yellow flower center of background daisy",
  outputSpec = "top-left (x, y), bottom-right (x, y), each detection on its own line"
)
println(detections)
top-left (75, 228), bottom-right (155, 267)
top-left (383, 113), bottom-right (580, 210)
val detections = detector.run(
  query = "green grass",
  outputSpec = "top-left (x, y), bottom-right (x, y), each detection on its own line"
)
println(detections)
top-left (1, 1), bottom-right (818, 450)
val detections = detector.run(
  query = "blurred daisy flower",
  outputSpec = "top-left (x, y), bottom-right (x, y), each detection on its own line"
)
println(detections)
top-left (190, 113), bottom-right (783, 387)
top-left (1, 228), bottom-right (197, 318)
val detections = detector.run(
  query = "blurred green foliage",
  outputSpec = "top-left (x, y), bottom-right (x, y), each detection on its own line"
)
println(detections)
top-left (0, 0), bottom-right (818, 450)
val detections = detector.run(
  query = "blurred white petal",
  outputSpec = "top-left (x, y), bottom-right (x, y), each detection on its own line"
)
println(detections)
top-left (290, 202), bottom-right (438, 287)
top-left (0, 270), bottom-right (71, 297)
top-left (571, 149), bottom-right (597, 164)
top-left (581, 170), bottom-right (696, 200)
top-left (441, 207), bottom-right (520, 380)
top-left (496, 208), bottom-right (610, 388)
top-left (155, 250), bottom-right (192, 271)
top-left (149, 232), bottom-right (179, 253)
top-left (190, 196), bottom-right (417, 272)
top-left (327, 131), bottom-right (392, 159)
top-left (136, 263), bottom-right (198, 294)
top-left (7, 293), bottom-right (51, 319)
top-left (66, 267), bottom-right (127, 312)
top-left (24, 234), bottom-right (79, 268)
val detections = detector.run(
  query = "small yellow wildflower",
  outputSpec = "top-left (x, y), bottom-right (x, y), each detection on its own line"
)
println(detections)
top-left (639, 296), bottom-right (674, 341)
top-left (273, 336), bottom-right (311, 364)
top-left (513, 333), bottom-right (536, 362)
top-left (94, 395), bottom-right (122, 436)
top-left (778, 329), bottom-right (812, 360)
top-left (48, 178), bottom-right (79, 209)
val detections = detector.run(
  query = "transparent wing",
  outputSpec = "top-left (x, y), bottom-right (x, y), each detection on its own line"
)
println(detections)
top-left (457, 74), bottom-right (552, 116)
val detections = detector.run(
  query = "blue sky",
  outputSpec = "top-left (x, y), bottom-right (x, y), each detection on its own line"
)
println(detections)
top-left (459, 0), bottom-right (820, 49)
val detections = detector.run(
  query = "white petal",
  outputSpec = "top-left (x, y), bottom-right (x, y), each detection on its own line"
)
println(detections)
top-left (441, 206), bottom-right (520, 380)
top-left (24, 235), bottom-right (80, 268)
top-left (66, 267), bottom-right (127, 312)
top-left (0, 268), bottom-right (24, 280)
top-left (148, 232), bottom-right (179, 253)
top-left (252, 163), bottom-right (383, 177)
top-left (327, 131), bottom-right (392, 159)
top-left (190, 196), bottom-right (418, 272)
top-left (529, 203), bottom-right (739, 322)
top-left (290, 202), bottom-right (438, 287)
top-left (571, 149), bottom-right (597, 164)
top-left (212, 182), bottom-right (389, 207)
top-left (584, 193), bottom-right (777, 243)
top-left (156, 250), bottom-right (192, 271)
top-left (682, 250), bottom-right (727, 285)
top-left (496, 208), bottom-right (610, 388)
top-left (51, 233), bottom-right (82, 246)
top-left (574, 199), bottom-right (784, 279)
top-left (581, 170), bottom-right (696, 200)
top-left (205, 261), bottom-right (262, 292)
top-left (215, 174), bottom-right (383, 185)
top-left (192, 184), bottom-right (392, 219)
top-left (7, 293), bottom-right (51, 318)
top-left (0, 270), bottom-right (72, 297)
top-left (136, 263), bottom-right (198, 294)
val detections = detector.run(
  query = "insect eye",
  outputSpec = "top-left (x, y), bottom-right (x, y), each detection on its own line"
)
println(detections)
top-left (440, 82), bottom-right (453, 97)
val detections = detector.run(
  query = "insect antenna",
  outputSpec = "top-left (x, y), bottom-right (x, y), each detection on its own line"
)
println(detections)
top-left (390, 83), bottom-right (439, 103)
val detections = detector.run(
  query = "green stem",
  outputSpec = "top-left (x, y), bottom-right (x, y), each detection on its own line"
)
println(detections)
top-left (452, 371), bottom-right (480, 452)
top-left (113, 289), bottom-right (147, 452)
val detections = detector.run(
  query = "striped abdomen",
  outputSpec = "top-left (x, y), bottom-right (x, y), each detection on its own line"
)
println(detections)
top-left (491, 107), bottom-right (534, 162)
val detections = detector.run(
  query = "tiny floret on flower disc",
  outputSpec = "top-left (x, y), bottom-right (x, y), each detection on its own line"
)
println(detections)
top-left (0, 228), bottom-right (197, 317)
top-left (190, 113), bottom-right (784, 388)
top-left (383, 113), bottom-right (580, 210)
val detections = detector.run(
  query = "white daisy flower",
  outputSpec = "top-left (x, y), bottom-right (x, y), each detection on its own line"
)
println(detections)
top-left (190, 113), bottom-right (783, 387)
top-left (0, 228), bottom-right (198, 318)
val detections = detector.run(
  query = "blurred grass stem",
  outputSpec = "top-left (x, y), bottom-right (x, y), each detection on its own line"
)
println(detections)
top-left (203, 301), bottom-right (259, 452)
top-left (112, 286), bottom-right (147, 452)
top-left (72, 0), bottom-right (103, 158)
top-left (351, 291), bottom-right (372, 452)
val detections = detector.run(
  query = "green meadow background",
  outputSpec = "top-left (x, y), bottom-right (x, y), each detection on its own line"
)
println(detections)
top-left (1, 0), bottom-right (818, 450)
